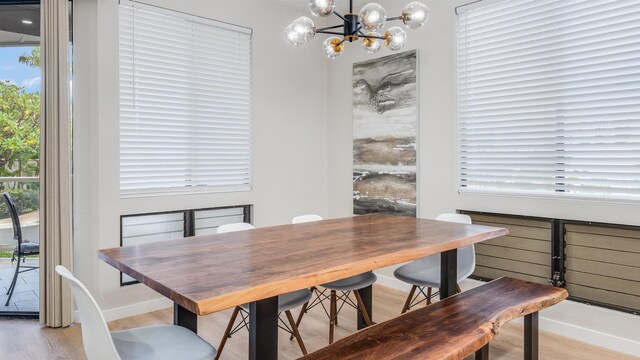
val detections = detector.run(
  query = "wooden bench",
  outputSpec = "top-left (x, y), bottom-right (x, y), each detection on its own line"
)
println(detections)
top-left (300, 277), bottom-right (568, 360)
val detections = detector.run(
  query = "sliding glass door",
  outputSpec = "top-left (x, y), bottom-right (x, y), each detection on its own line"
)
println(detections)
top-left (0, 2), bottom-right (41, 316)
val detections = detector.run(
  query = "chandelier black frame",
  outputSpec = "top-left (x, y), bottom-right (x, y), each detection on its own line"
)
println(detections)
top-left (315, 0), bottom-right (401, 45)
top-left (286, 0), bottom-right (429, 58)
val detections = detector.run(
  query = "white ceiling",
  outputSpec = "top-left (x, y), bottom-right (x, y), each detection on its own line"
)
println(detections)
top-left (0, 30), bottom-right (39, 46)
top-left (271, 0), bottom-right (310, 11)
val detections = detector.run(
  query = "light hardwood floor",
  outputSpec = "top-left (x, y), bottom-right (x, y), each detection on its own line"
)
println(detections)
top-left (0, 284), bottom-right (636, 359)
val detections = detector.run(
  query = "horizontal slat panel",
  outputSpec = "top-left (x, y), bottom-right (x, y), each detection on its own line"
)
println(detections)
top-left (565, 232), bottom-right (640, 253)
top-left (566, 270), bottom-right (640, 297)
top-left (464, 213), bottom-right (552, 228)
top-left (481, 235), bottom-right (551, 253)
top-left (474, 265), bottom-right (549, 285)
top-left (468, 212), bottom-right (551, 284)
top-left (567, 283), bottom-right (640, 311)
top-left (476, 244), bottom-right (551, 266)
top-left (474, 221), bottom-right (551, 240)
top-left (567, 244), bottom-right (638, 267)
top-left (194, 207), bottom-right (247, 236)
top-left (476, 254), bottom-right (550, 278)
top-left (565, 222), bottom-right (640, 310)
top-left (565, 223), bottom-right (640, 239)
top-left (567, 258), bottom-right (640, 282)
top-left (195, 207), bottom-right (245, 219)
top-left (195, 214), bottom-right (245, 230)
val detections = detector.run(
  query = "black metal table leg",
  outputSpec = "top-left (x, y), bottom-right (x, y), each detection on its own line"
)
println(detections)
top-left (357, 285), bottom-right (373, 330)
top-left (475, 344), bottom-right (489, 360)
top-left (440, 249), bottom-right (458, 300)
top-left (249, 296), bottom-right (279, 360)
top-left (525, 312), bottom-right (539, 360)
top-left (174, 303), bottom-right (198, 333)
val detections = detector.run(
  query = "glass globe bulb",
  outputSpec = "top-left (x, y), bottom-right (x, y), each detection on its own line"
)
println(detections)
top-left (384, 26), bottom-right (407, 51)
top-left (362, 32), bottom-right (383, 54)
top-left (359, 3), bottom-right (387, 31)
top-left (323, 36), bottom-right (345, 59)
top-left (309, 0), bottom-right (335, 17)
top-left (285, 17), bottom-right (316, 46)
top-left (402, 2), bottom-right (429, 29)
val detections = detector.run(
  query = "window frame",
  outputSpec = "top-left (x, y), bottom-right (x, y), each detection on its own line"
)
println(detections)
top-left (119, 204), bottom-right (252, 286)
top-left (118, 1), bottom-right (253, 198)
top-left (455, 0), bottom-right (640, 203)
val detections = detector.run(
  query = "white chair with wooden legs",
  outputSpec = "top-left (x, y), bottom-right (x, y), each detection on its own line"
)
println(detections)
top-left (215, 223), bottom-right (311, 359)
top-left (55, 266), bottom-right (216, 360)
top-left (291, 215), bottom-right (376, 344)
top-left (393, 213), bottom-right (475, 313)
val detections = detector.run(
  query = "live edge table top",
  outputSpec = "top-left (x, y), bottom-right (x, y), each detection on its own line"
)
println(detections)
top-left (98, 214), bottom-right (509, 316)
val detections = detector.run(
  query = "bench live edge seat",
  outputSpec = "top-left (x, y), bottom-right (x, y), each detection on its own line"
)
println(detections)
top-left (300, 277), bottom-right (568, 360)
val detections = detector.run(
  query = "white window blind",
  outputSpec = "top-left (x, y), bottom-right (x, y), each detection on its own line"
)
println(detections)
top-left (457, 0), bottom-right (640, 200)
top-left (119, 1), bottom-right (252, 197)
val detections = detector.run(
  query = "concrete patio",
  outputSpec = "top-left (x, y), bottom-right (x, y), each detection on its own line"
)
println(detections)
top-left (0, 258), bottom-right (39, 313)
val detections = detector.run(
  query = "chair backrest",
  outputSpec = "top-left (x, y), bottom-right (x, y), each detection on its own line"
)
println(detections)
top-left (3, 192), bottom-right (22, 243)
top-left (435, 213), bottom-right (471, 224)
top-left (292, 214), bottom-right (324, 224)
top-left (217, 222), bottom-right (255, 234)
top-left (55, 266), bottom-right (121, 360)
top-left (435, 213), bottom-right (476, 279)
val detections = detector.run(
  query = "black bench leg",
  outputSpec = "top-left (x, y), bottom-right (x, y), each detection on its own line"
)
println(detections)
top-left (475, 344), bottom-right (489, 360)
top-left (174, 303), bottom-right (198, 333)
top-left (525, 312), bottom-right (539, 360)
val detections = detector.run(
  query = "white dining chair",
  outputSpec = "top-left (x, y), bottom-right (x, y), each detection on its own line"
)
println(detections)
top-left (55, 266), bottom-right (216, 360)
top-left (291, 214), bottom-right (376, 344)
top-left (393, 213), bottom-right (476, 313)
top-left (215, 223), bottom-right (311, 359)
top-left (217, 222), bottom-right (255, 233)
top-left (291, 214), bottom-right (324, 224)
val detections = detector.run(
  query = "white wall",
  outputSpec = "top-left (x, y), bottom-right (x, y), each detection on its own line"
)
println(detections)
top-left (73, 0), bottom-right (329, 316)
top-left (325, 0), bottom-right (640, 355)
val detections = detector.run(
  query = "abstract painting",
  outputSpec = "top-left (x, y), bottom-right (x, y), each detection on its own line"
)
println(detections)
top-left (353, 50), bottom-right (417, 216)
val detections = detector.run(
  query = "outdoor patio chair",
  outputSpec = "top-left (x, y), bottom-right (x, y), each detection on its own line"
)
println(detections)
top-left (3, 192), bottom-right (39, 307)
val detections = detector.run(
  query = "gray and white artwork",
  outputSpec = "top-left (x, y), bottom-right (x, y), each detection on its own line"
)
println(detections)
top-left (353, 50), bottom-right (418, 216)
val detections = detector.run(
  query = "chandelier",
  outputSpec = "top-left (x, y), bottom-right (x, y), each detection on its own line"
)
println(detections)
top-left (285, 0), bottom-right (429, 59)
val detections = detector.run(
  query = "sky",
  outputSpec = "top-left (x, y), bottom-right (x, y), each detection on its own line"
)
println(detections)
top-left (0, 46), bottom-right (40, 93)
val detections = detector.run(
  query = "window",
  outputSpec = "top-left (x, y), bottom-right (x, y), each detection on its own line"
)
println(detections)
top-left (119, 1), bottom-right (252, 197)
top-left (120, 205), bottom-right (250, 285)
top-left (457, 0), bottom-right (640, 200)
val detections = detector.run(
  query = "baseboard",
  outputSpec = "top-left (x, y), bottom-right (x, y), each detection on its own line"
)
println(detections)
top-left (74, 296), bottom-right (172, 323)
top-left (375, 274), bottom-right (640, 358)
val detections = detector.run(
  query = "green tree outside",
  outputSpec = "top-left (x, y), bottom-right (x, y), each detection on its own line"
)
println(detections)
top-left (0, 47), bottom-right (41, 219)
top-left (0, 80), bottom-right (40, 178)
top-left (18, 47), bottom-right (41, 68)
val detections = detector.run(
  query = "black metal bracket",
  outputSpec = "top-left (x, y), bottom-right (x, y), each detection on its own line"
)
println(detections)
top-left (316, 0), bottom-right (404, 42)
top-left (549, 219), bottom-right (566, 287)
top-left (475, 344), bottom-right (489, 360)
top-left (174, 304), bottom-right (198, 333)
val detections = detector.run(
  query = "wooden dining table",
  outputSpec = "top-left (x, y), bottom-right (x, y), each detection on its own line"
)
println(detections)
top-left (99, 214), bottom-right (508, 360)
